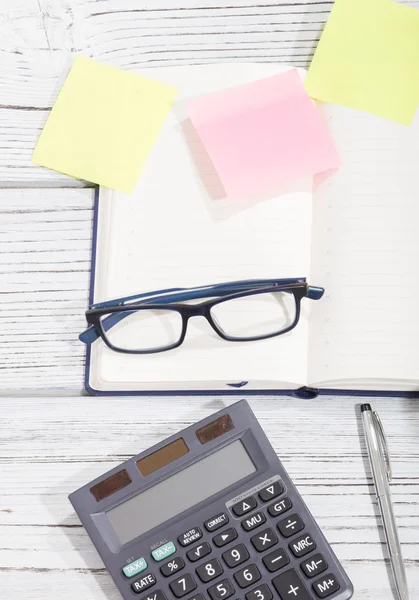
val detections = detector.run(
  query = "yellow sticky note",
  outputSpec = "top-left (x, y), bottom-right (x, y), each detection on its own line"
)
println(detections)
top-left (304, 0), bottom-right (419, 125)
top-left (32, 57), bottom-right (178, 193)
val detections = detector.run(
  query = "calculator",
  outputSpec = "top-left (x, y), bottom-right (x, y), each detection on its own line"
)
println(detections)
top-left (69, 400), bottom-right (353, 600)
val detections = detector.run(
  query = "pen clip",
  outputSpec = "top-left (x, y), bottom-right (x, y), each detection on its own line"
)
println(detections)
top-left (373, 411), bottom-right (392, 482)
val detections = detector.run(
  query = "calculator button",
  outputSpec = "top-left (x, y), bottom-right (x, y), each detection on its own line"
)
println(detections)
top-left (245, 584), bottom-right (273, 600)
top-left (312, 574), bottom-right (340, 598)
top-left (178, 528), bottom-right (203, 547)
top-left (160, 557), bottom-right (185, 577)
top-left (231, 496), bottom-right (257, 517)
top-left (277, 514), bottom-right (305, 538)
top-left (258, 482), bottom-right (283, 502)
top-left (300, 554), bottom-right (327, 578)
top-left (142, 591), bottom-right (167, 600)
top-left (262, 547), bottom-right (290, 573)
top-left (207, 578), bottom-right (235, 600)
top-left (196, 558), bottom-right (224, 583)
top-left (241, 511), bottom-right (266, 532)
top-left (205, 513), bottom-right (229, 532)
top-left (289, 534), bottom-right (316, 558)
top-left (233, 564), bottom-right (261, 589)
top-left (250, 527), bottom-right (277, 552)
top-left (152, 541), bottom-right (176, 561)
top-left (186, 542), bottom-right (212, 562)
top-left (131, 573), bottom-right (157, 594)
top-left (222, 543), bottom-right (250, 568)
top-left (122, 557), bottom-right (147, 578)
top-left (213, 528), bottom-right (238, 547)
top-left (169, 574), bottom-right (197, 598)
top-left (187, 595), bottom-right (205, 600)
top-left (267, 498), bottom-right (292, 518)
top-left (272, 569), bottom-right (311, 600)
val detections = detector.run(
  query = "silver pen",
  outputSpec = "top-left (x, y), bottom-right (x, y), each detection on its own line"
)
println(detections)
top-left (360, 403), bottom-right (409, 600)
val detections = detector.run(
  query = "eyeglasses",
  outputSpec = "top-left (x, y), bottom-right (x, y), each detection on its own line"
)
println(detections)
top-left (79, 278), bottom-right (324, 354)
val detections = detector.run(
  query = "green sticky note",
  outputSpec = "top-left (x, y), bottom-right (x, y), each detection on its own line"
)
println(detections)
top-left (304, 0), bottom-right (419, 125)
top-left (32, 56), bottom-right (178, 194)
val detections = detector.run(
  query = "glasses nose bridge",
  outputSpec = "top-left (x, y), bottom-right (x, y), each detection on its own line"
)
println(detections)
top-left (183, 303), bottom-right (208, 318)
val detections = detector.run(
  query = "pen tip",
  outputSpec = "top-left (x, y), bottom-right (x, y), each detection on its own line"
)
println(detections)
top-left (360, 403), bottom-right (372, 412)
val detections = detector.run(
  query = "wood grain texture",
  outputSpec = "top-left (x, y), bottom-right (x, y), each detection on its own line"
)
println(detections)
top-left (0, 396), bottom-right (418, 599)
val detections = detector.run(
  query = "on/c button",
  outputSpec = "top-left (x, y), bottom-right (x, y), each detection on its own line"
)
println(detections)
top-left (152, 541), bottom-right (176, 562)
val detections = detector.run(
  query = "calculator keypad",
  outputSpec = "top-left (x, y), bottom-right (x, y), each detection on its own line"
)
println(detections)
top-left (196, 559), bottom-right (224, 583)
top-left (169, 574), bottom-right (197, 598)
top-left (126, 478), bottom-right (346, 600)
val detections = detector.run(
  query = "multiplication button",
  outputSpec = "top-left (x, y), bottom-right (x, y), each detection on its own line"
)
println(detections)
top-left (231, 496), bottom-right (257, 517)
top-left (251, 527), bottom-right (277, 552)
top-left (277, 514), bottom-right (304, 538)
top-left (312, 574), bottom-right (340, 598)
top-left (258, 482), bottom-right (283, 502)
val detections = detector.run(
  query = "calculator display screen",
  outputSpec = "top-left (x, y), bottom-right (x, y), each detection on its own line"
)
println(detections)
top-left (106, 440), bottom-right (256, 545)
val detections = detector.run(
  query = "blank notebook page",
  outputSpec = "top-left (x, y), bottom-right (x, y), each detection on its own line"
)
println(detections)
top-left (90, 64), bottom-right (313, 391)
top-left (308, 105), bottom-right (419, 388)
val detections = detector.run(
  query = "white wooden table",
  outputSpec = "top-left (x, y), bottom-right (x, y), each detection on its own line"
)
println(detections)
top-left (1, 2), bottom-right (418, 600)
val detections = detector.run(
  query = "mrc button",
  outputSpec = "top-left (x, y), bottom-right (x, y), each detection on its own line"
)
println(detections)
top-left (178, 527), bottom-right (203, 547)
top-left (289, 533), bottom-right (317, 558)
top-left (205, 512), bottom-right (229, 532)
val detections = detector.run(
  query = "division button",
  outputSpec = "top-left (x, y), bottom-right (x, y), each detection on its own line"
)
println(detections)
top-left (213, 528), bottom-right (238, 547)
top-left (208, 578), bottom-right (235, 600)
top-left (122, 556), bottom-right (147, 578)
top-left (258, 482), bottom-right (283, 502)
top-left (232, 496), bottom-right (257, 517)
top-left (233, 564), bottom-right (261, 589)
top-left (131, 573), bottom-right (157, 594)
top-left (178, 528), bottom-right (203, 547)
top-left (141, 591), bottom-right (167, 600)
top-left (312, 574), bottom-right (340, 598)
top-left (241, 511), bottom-right (266, 532)
top-left (169, 574), bottom-right (197, 598)
top-left (300, 554), bottom-right (327, 578)
top-left (277, 514), bottom-right (305, 538)
top-left (272, 569), bottom-right (311, 600)
top-left (222, 544), bottom-right (250, 568)
top-left (262, 547), bottom-right (290, 573)
top-left (267, 498), bottom-right (292, 518)
top-left (205, 513), bottom-right (229, 532)
top-left (289, 534), bottom-right (316, 558)
top-left (245, 584), bottom-right (273, 600)
top-left (196, 558), bottom-right (224, 583)
top-left (186, 542), bottom-right (212, 562)
top-left (152, 541), bottom-right (176, 562)
top-left (160, 557), bottom-right (185, 577)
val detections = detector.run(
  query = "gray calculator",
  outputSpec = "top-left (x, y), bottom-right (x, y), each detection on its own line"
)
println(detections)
top-left (69, 400), bottom-right (353, 600)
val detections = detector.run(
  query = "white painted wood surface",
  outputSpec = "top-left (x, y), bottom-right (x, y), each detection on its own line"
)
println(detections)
top-left (1, 2), bottom-right (418, 600)
top-left (1, 396), bottom-right (418, 600)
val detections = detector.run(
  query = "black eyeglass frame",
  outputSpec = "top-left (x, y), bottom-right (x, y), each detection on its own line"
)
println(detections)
top-left (85, 282), bottom-right (312, 354)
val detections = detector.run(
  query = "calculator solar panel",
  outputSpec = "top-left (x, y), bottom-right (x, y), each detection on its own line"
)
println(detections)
top-left (69, 400), bottom-right (353, 600)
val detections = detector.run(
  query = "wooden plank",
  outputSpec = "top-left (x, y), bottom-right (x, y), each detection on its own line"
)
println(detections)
top-left (0, 188), bottom-right (93, 392)
top-left (0, 396), bottom-right (418, 599)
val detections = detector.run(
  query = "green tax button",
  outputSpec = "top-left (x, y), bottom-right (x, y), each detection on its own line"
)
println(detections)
top-left (152, 542), bottom-right (176, 562)
top-left (122, 557), bottom-right (147, 578)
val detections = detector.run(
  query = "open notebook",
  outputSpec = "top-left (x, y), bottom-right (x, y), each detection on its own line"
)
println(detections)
top-left (85, 64), bottom-right (419, 396)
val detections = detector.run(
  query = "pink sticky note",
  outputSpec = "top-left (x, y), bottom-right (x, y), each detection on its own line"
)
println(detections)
top-left (188, 69), bottom-right (340, 198)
